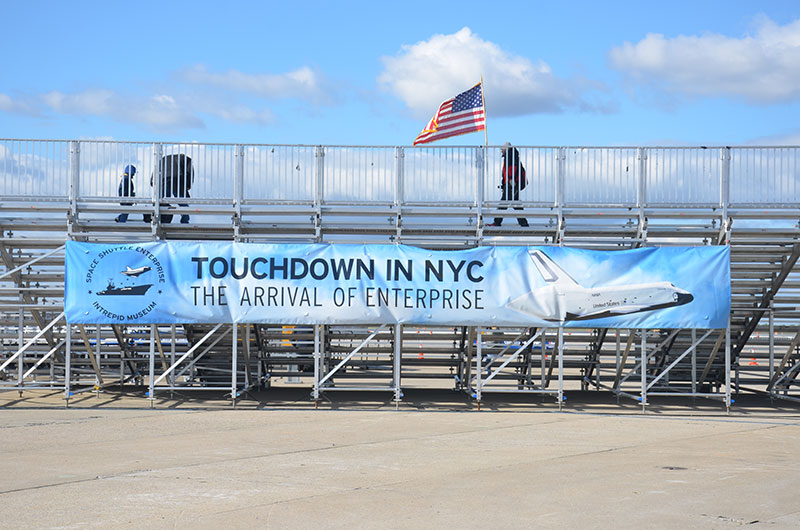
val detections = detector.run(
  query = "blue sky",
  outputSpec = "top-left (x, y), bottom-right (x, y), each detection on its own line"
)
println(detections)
top-left (2, 0), bottom-right (799, 146)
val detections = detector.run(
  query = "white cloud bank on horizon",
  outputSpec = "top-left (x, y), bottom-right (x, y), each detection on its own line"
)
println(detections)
top-left (0, 64), bottom-right (329, 132)
top-left (378, 27), bottom-right (609, 120)
top-left (745, 129), bottom-right (800, 146)
top-left (609, 16), bottom-right (800, 104)
top-left (1, 88), bottom-right (277, 132)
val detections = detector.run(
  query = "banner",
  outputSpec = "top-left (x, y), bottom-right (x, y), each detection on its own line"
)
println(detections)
top-left (65, 241), bottom-right (730, 328)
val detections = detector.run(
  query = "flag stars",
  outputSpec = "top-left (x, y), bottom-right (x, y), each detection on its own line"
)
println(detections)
top-left (453, 85), bottom-right (483, 112)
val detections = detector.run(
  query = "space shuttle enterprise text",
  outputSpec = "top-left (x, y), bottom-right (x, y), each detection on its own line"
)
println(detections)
top-left (65, 241), bottom-right (731, 329)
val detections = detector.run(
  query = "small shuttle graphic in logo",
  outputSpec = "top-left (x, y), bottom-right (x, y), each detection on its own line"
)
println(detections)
top-left (121, 265), bottom-right (152, 277)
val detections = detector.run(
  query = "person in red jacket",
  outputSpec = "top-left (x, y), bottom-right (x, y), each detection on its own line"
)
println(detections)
top-left (487, 142), bottom-right (528, 227)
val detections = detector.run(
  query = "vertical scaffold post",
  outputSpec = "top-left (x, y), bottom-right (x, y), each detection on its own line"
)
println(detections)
top-left (170, 325), bottom-right (176, 391)
top-left (64, 324), bottom-right (72, 408)
top-left (720, 147), bottom-right (731, 222)
top-left (692, 329), bottom-right (697, 397)
top-left (148, 324), bottom-right (155, 408)
top-left (558, 327), bottom-right (564, 410)
top-left (94, 326), bottom-right (101, 398)
top-left (152, 144), bottom-right (163, 239)
top-left (243, 324), bottom-right (251, 390)
top-left (395, 147), bottom-right (404, 240)
top-left (394, 324), bottom-right (402, 407)
top-left (641, 330), bottom-right (648, 412)
top-left (476, 146), bottom-right (485, 217)
top-left (556, 147), bottom-right (566, 245)
top-left (476, 326), bottom-right (482, 409)
top-left (17, 294), bottom-right (23, 395)
top-left (637, 147), bottom-right (648, 209)
top-left (769, 304), bottom-right (775, 383)
top-left (231, 324), bottom-right (238, 407)
top-left (540, 329), bottom-right (547, 389)
top-left (395, 147), bottom-right (404, 205)
top-left (725, 322), bottom-right (731, 414)
top-left (234, 144), bottom-right (244, 239)
top-left (315, 146), bottom-right (325, 242)
top-left (556, 147), bottom-right (566, 205)
top-left (313, 324), bottom-right (321, 407)
top-left (69, 140), bottom-right (80, 229)
top-left (637, 147), bottom-right (648, 238)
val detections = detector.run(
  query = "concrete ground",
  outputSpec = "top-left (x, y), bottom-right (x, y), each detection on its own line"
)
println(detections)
top-left (1, 389), bottom-right (800, 529)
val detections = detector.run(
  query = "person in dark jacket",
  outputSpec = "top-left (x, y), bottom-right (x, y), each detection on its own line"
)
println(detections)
top-left (148, 154), bottom-right (194, 224)
top-left (486, 142), bottom-right (528, 227)
top-left (115, 165), bottom-right (137, 223)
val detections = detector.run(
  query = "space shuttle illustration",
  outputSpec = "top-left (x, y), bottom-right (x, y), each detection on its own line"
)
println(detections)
top-left (96, 264), bottom-right (154, 296)
top-left (121, 265), bottom-right (152, 277)
top-left (508, 250), bottom-right (694, 323)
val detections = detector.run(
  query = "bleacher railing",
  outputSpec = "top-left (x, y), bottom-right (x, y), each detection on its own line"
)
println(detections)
top-left (2, 140), bottom-right (799, 208)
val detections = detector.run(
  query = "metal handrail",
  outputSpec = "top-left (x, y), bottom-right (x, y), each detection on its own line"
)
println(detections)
top-left (3, 140), bottom-right (800, 208)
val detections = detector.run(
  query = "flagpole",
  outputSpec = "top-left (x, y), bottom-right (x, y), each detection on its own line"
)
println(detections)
top-left (480, 76), bottom-right (489, 225)
top-left (480, 76), bottom-right (488, 147)
top-left (480, 76), bottom-right (489, 218)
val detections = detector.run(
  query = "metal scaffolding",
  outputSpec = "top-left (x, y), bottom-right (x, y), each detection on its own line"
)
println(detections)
top-left (1, 139), bottom-right (798, 408)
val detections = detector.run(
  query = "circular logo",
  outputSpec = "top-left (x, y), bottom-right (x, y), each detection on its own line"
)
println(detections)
top-left (85, 245), bottom-right (165, 321)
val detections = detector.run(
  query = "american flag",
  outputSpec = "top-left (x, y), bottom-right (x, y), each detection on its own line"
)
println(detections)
top-left (413, 82), bottom-right (486, 145)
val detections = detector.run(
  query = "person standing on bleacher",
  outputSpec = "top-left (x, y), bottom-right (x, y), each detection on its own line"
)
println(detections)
top-left (486, 142), bottom-right (528, 227)
top-left (115, 164), bottom-right (137, 223)
top-left (147, 154), bottom-right (194, 224)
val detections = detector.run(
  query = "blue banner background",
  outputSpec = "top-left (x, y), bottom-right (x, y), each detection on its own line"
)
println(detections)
top-left (65, 241), bottom-right (730, 328)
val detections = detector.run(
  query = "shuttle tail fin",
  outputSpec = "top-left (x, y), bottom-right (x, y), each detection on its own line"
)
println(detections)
top-left (528, 250), bottom-right (580, 287)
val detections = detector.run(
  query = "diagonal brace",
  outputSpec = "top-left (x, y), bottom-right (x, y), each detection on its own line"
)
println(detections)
top-left (0, 312), bottom-right (65, 372)
top-left (647, 330), bottom-right (713, 391)
top-left (482, 329), bottom-right (544, 386)
top-left (318, 324), bottom-right (387, 388)
top-left (734, 243), bottom-right (800, 357)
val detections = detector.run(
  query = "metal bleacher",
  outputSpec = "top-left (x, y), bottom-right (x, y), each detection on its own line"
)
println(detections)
top-left (1, 139), bottom-right (798, 409)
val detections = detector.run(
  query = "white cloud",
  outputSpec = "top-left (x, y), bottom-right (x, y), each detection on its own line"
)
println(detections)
top-left (181, 64), bottom-right (338, 105)
top-left (378, 27), bottom-right (607, 119)
top-left (40, 90), bottom-right (204, 131)
top-left (0, 93), bottom-right (16, 111)
top-left (0, 93), bottom-right (38, 115)
top-left (135, 94), bottom-right (205, 130)
top-left (745, 130), bottom-right (800, 146)
top-left (211, 105), bottom-right (275, 125)
top-left (30, 87), bottom-right (281, 131)
top-left (609, 17), bottom-right (800, 104)
top-left (42, 89), bottom-right (115, 115)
